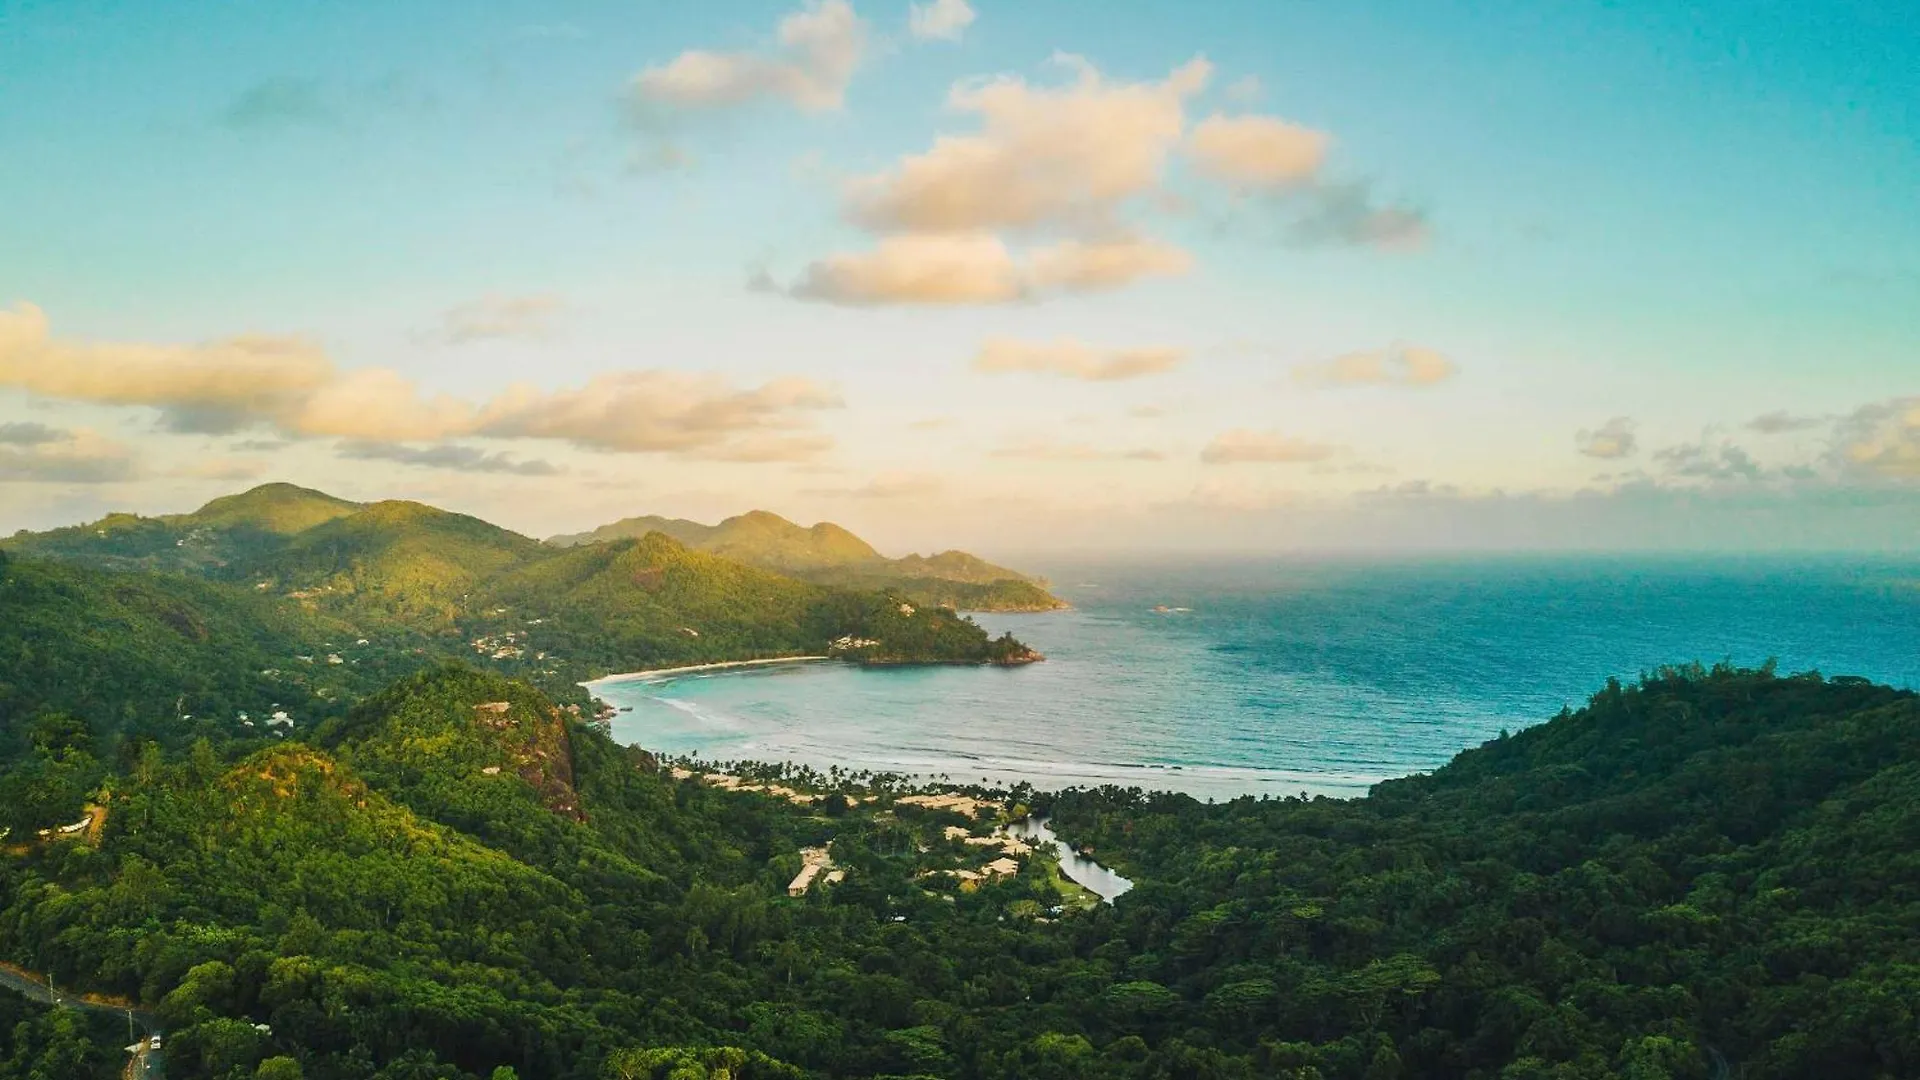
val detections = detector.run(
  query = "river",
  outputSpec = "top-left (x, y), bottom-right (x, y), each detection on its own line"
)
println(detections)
top-left (1006, 817), bottom-right (1133, 903)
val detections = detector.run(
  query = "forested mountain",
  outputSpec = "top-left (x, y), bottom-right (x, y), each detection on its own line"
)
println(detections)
top-left (4, 483), bottom-right (362, 576)
top-left (3, 648), bottom-right (1916, 1078)
top-left (548, 509), bottom-right (1066, 612)
top-left (0, 487), bottom-right (1035, 720)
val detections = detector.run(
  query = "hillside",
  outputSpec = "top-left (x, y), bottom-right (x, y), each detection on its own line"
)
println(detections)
top-left (1, 486), bottom-right (1040, 695)
top-left (264, 500), bottom-right (545, 626)
top-left (3, 662), bottom-right (1916, 1078)
top-left (2, 482), bottom-right (361, 576)
top-left (472, 533), bottom-right (1035, 673)
top-left (548, 509), bottom-right (1066, 612)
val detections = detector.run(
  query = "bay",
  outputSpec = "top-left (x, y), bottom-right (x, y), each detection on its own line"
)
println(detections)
top-left (596, 555), bottom-right (1920, 800)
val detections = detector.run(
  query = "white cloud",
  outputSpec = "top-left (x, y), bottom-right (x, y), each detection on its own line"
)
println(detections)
top-left (1295, 344), bottom-right (1457, 387)
top-left (633, 0), bottom-right (867, 113)
top-left (909, 0), bottom-right (975, 42)
top-left (1200, 429), bottom-right (1340, 464)
top-left (973, 339), bottom-right (1184, 381)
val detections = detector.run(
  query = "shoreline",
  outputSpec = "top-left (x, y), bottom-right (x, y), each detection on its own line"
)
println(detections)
top-left (585, 656), bottom-right (834, 687)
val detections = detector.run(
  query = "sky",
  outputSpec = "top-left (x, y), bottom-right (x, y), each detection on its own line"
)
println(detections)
top-left (1, 0), bottom-right (1916, 555)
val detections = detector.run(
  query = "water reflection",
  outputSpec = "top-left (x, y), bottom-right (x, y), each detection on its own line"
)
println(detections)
top-left (1006, 816), bottom-right (1134, 903)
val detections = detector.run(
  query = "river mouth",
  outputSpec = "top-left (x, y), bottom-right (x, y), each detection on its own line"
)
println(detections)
top-left (1005, 816), bottom-right (1133, 904)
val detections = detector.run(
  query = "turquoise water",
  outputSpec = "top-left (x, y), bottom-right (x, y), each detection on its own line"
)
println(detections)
top-left (597, 556), bottom-right (1920, 800)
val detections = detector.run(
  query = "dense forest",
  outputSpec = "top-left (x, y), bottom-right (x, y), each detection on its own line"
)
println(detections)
top-left (0, 487), bottom-right (1038, 738)
top-left (2, 652), bottom-right (1916, 1079)
top-left (544, 508), bottom-right (1066, 613)
top-left (2, 487), bottom-right (1915, 1079)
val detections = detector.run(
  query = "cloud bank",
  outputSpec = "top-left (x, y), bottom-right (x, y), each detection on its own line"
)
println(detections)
top-left (0, 302), bottom-right (840, 460)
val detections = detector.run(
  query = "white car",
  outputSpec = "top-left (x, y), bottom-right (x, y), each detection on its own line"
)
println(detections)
top-left (149, 1035), bottom-right (162, 1052)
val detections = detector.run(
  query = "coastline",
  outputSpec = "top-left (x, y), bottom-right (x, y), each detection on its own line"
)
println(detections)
top-left (585, 656), bottom-right (834, 687)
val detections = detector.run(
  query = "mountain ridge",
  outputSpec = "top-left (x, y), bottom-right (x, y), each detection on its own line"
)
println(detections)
top-left (547, 508), bottom-right (1065, 612)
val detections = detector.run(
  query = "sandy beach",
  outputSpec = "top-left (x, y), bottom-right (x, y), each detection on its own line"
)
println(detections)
top-left (585, 656), bottom-right (834, 687)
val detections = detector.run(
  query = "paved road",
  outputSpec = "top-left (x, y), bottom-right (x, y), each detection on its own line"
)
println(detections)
top-left (0, 962), bottom-right (160, 1077)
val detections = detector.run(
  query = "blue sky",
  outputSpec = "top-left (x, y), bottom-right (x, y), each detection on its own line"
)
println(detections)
top-left (1, 0), bottom-right (1916, 552)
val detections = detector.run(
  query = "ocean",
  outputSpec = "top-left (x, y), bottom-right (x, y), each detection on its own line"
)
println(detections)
top-left (596, 556), bottom-right (1920, 801)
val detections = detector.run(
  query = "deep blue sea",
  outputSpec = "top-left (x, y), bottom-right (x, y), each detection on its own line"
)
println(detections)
top-left (597, 556), bottom-right (1920, 800)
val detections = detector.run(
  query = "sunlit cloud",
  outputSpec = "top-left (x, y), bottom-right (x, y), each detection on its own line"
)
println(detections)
top-left (1187, 113), bottom-right (1328, 189)
top-left (787, 232), bottom-right (1190, 305)
top-left (1295, 344), bottom-right (1457, 387)
top-left (844, 54), bottom-right (1211, 232)
top-left (973, 339), bottom-right (1184, 381)
top-left (1201, 429), bottom-right (1341, 464)
top-left (632, 0), bottom-right (866, 114)
top-left (0, 302), bottom-right (840, 460)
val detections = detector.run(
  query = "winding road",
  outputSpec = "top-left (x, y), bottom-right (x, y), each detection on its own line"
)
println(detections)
top-left (0, 962), bottom-right (161, 1078)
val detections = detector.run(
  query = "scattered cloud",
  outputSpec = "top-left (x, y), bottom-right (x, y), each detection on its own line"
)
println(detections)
top-left (1286, 181), bottom-right (1430, 250)
top-left (1187, 113), bottom-right (1328, 190)
top-left (1224, 75), bottom-right (1263, 103)
top-left (973, 339), bottom-right (1184, 381)
top-left (1653, 440), bottom-right (1764, 483)
top-left (909, 0), bottom-right (975, 41)
top-left (221, 77), bottom-right (331, 130)
top-left (0, 302), bottom-right (841, 460)
top-left (1026, 235), bottom-right (1193, 290)
top-left (1746, 410), bottom-right (1827, 435)
top-left (844, 54), bottom-right (1211, 233)
top-left (474, 373), bottom-right (842, 456)
top-left (1200, 429), bottom-right (1340, 464)
top-left (790, 233), bottom-right (1023, 304)
top-left (430, 294), bottom-right (565, 345)
top-left (1577, 417), bottom-right (1638, 460)
top-left (1834, 397), bottom-right (1920, 480)
top-left (0, 421), bottom-right (68, 446)
top-left (786, 232), bottom-right (1190, 305)
top-left (337, 441), bottom-right (563, 476)
top-left (1295, 344), bottom-right (1457, 387)
top-left (908, 416), bottom-right (954, 430)
top-left (990, 438), bottom-right (1166, 461)
top-left (632, 0), bottom-right (867, 114)
top-left (0, 430), bottom-right (137, 484)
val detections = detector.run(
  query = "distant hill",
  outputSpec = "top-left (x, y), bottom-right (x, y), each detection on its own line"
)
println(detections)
top-left (0, 485), bottom-right (1042, 717)
top-left (548, 509), bottom-right (1066, 612)
top-left (3, 481), bottom-right (363, 576)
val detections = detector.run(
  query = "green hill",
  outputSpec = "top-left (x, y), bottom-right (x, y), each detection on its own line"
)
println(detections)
top-left (265, 500), bottom-right (545, 627)
top-left (548, 510), bottom-right (1065, 611)
top-left (473, 533), bottom-right (1034, 672)
top-left (4, 661), bottom-right (1917, 1079)
top-left (2, 482), bottom-right (362, 576)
